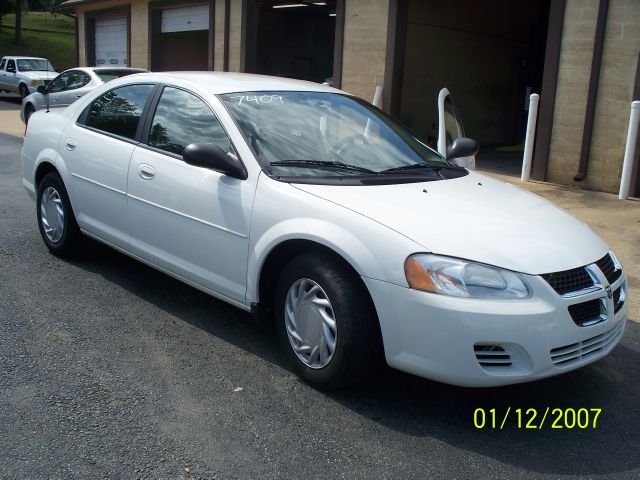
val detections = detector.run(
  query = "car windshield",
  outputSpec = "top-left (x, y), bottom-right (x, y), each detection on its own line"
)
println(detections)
top-left (17, 59), bottom-right (55, 72)
top-left (93, 69), bottom-right (146, 82)
top-left (219, 91), bottom-right (449, 178)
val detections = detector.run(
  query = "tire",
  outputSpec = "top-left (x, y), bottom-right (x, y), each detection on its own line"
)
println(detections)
top-left (275, 252), bottom-right (383, 390)
top-left (19, 84), bottom-right (29, 102)
top-left (36, 172), bottom-right (85, 257)
top-left (24, 103), bottom-right (35, 125)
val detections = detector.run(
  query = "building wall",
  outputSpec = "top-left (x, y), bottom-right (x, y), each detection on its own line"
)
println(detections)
top-left (228, 0), bottom-right (242, 72)
top-left (547, 0), bottom-right (640, 193)
top-left (340, 0), bottom-right (389, 102)
top-left (78, 11), bottom-right (85, 66)
top-left (214, 0), bottom-right (226, 71)
top-left (130, 0), bottom-right (149, 69)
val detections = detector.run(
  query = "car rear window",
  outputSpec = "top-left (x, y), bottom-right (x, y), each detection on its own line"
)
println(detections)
top-left (93, 69), bottom-right (146, 82)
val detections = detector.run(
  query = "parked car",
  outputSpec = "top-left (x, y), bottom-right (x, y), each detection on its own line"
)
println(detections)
top-left (21, 72), bottom-right (628, 389)
top-left (0, 56), bottom-right (57, 100)
top-left (20, 67), bottom-right (148, 125)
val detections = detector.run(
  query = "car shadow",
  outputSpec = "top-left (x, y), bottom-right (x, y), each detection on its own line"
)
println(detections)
top-left (69, 240), bottom-right (640, 477)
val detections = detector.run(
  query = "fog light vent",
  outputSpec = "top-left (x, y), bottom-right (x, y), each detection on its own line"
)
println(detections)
top-left (474, 345), bottom-right (512, 368)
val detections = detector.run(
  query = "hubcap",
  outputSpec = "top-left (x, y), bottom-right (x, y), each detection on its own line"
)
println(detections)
top-left (40, 186), bottom-right (65, 243)
top-left (284, 278), bottom-right (337, 369)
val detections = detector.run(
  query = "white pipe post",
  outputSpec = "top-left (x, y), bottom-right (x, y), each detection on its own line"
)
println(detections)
top-left (365, 85), bottom-right (383, 138)
top-left (372, 84), bottom-right (383, 108)
top-left (619, 101), bottom-right (640, 200)
top-left (521, 93), bottom-right (540, 182)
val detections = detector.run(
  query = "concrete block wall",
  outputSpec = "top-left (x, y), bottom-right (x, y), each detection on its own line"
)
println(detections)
top-left (547, 0), bottom-right (640, 193)
top-left (340, 0), bottom-right (389, 103)
top-left (130, 0), bottom-right (149, 69)
top-left (584, 0), bottom-right (640, 192)
top-left (547, 0), bottom-right (598, 187)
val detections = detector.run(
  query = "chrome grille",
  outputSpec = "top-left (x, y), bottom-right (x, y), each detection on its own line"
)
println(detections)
top-left (550, 321), bottom-right (624, 367)
top-left (596, 253), bottom-right (622, 284)
top-left (613, 284), bottom-right (625, 314)
top-left (568, 299), bottom-right (604, 326)
top-left (541, 267), bottom-right (593, 295)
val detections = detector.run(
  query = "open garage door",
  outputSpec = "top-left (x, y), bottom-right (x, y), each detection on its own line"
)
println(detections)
top-left (246, 1), bottom-right (337, 84)
top-left (398, 0), bottom-right (550, 175)
top-left (95, 17), bottom-right (127, 66)
top-left (154, 4), bottom-right (210, 71)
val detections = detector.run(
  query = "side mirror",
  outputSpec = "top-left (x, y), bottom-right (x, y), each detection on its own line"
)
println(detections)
top-left (7, 67), bottom-right (16, 73)
top-left (183, 143), bottom-right (247, 180)
top-left (446, 137), bottom-right (479, 160)
top-left (37, 85), bottom-right (47, 94)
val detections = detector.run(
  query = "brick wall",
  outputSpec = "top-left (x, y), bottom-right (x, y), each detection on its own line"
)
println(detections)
top-left (130, 0), bottom-right (149, 70)
top-left (340, 0), bottom-right (389, 102)
top-left (547, 0), bottom-right (640, 193)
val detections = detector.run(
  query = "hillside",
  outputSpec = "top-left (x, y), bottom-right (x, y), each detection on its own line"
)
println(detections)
top-left (0, 12), bottom-right (76, 72)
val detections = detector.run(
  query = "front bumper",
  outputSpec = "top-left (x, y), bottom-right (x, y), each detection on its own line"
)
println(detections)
top-left (364, 272), bottom-right (627, 387)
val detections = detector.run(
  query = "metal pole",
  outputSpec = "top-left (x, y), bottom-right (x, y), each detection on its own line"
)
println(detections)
top-left (619, 101), bottom-right (640, 200)
top-left (521, 93), bottom-right (540, 182)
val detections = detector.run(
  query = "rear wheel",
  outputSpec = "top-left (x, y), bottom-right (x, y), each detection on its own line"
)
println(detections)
top-left (275, 252), bottom-right (383, 390)
top-left (36, 172), bottom-right (85, 257)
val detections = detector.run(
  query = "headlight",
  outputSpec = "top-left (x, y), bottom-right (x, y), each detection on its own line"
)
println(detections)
top-left (405, 254), bottom-right (530, 299)
top-left (29, 79), bottom-right (44, 87)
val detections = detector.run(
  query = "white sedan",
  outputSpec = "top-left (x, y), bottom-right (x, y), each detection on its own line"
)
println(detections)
top-left (21, 72), bottom-right (627, 389)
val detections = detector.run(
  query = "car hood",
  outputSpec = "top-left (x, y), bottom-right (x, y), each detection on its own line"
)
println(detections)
top-left (292, 172), bottom-right (608, 275)
top-left (20, 71), bottom-right (57, 80)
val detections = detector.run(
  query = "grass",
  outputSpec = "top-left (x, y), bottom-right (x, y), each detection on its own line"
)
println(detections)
top-left (0, 12), bottom-right (76, 71)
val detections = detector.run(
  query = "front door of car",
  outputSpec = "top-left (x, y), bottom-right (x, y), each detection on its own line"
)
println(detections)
top-left (126, 86), bottom-right (253, 303)
top-left (437, 88), bottom-right (475, 169)
top-left (5, 59), bottom-right (18, 91)
top-left (61, 83), bottom-right (156, 248)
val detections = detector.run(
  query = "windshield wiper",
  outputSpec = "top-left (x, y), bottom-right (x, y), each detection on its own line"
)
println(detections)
top-left (381, 162), bottom-right (464, 173)
top-left (270, 160), bottom-right (377, 174)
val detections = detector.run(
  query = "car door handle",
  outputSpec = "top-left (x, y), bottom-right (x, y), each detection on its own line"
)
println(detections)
top-left (137, 164), bottom-right (156, 180)
top-left (64, 138), bottom-right (77, 151)
top-left (52, 97), bottom-right (59, 102)
top-left (74, 95), bottom-right (82, 98)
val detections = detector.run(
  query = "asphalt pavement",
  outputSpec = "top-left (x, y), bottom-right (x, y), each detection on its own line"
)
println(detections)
top-left (1, 129), bottom-right (639, 479)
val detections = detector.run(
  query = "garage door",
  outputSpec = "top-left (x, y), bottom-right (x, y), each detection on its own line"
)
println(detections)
top-left (161, 4), bottom-right (209, 33)
top-left (95, 17), bottom-right (127, 66)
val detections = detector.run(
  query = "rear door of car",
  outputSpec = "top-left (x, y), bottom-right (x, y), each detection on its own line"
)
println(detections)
top-left (60, 83), bottom-right (156, 248)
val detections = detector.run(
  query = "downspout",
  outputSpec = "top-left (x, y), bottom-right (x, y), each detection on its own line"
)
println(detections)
top-left (574, 0), bottom-right (609, 182)
top-left (223, 0), bottom-right (230, 71)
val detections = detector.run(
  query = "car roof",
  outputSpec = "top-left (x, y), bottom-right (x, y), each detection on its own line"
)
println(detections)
top-left (127, 71), bottom-right (342, 95)
top-left (3, 56), bottom-right (48, 61)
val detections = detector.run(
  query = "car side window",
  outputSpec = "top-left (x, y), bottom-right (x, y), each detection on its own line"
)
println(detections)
top-left (66, 71), bottom-right (91, 90)
top-left (83, 84), bottom-right (154, 140)
top-left (48, 72), bottom-right (71, 93)
top-left (7, 59), bottom-right (15, 72)
top-left (148, 87), bottom-right (231, 156)
top-left (0, 59), bottom-right (6, 70)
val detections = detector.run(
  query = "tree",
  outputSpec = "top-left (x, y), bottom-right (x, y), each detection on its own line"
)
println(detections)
top-left (0, 0), bottom-right (16, 26)
top-left (15, 0), bottom-right (22, 45)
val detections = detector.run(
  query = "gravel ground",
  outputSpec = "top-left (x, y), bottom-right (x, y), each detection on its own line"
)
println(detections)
top-left (1, 131), bottom-right (639, 479)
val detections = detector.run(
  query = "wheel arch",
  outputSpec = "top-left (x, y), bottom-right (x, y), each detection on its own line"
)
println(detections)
top-left (255, 239), bottom-right (381, 337)
top-left (34, 161), bottom-right (60, 189)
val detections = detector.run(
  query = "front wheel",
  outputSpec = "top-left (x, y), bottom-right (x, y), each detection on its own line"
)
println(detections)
top-left (275, 253), bottom-right (383, 390)
top-left (36, 172), bottom-right (85, 257)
